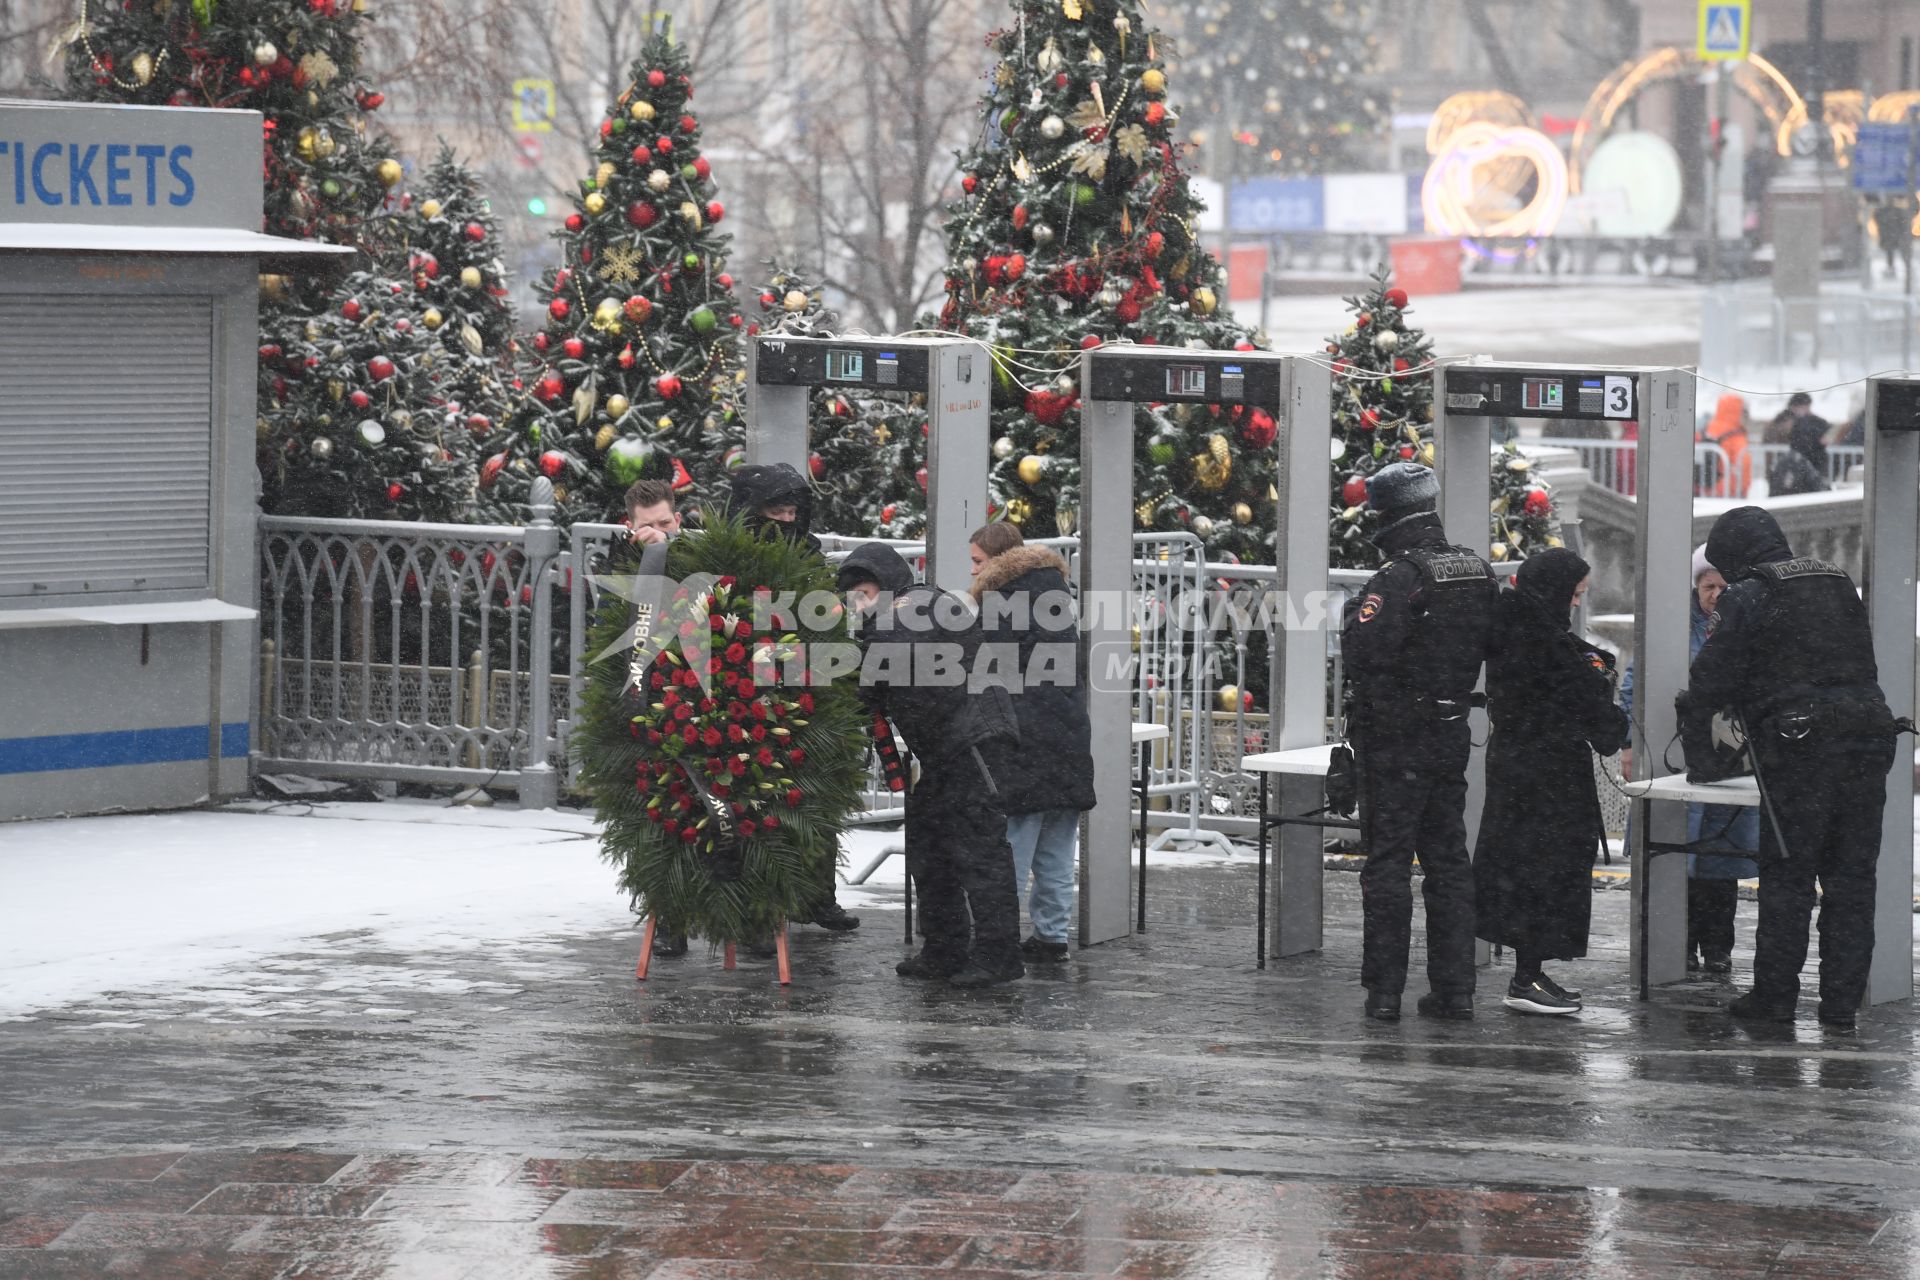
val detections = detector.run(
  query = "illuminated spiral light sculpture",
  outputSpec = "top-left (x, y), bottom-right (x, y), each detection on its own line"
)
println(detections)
top-left (1422, 122), bottom-right (1569, 257)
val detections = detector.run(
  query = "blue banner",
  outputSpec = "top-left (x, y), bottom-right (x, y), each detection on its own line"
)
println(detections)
top-left (1229, 177), bottom-right (1323, 232)
top-left (1853, 122), bottom-right (1917, 194)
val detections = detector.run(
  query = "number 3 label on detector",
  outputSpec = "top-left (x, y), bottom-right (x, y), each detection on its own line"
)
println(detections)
top-left (1602, 375), bottom-right (1635, 420)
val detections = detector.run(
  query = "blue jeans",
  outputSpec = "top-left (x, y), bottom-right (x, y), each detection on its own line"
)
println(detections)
top-left (1006, 809), bottom-right (1078, 944)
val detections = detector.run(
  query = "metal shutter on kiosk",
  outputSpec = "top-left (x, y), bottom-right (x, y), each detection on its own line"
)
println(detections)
top-left (0, 295), bottom-right (214, 598)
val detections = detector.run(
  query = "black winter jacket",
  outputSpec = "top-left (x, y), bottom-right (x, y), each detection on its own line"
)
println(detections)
top-left (837, 542), bottom-right (1019, 774)
top-left (971, 546), bottom-right (1095, 814)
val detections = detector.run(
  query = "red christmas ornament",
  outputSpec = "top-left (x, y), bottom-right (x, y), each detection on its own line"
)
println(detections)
top-left (716, 271), bottom-right (733, 288)
top-left (1359, 408), bottom-right (1381, 432)
top-left (1116, 299), bottom-right (1141, 323)
top-left (881, 503), bottom-right (897, 522)
top-left (1005, 253), bottom-right (1027, 281)
top-left (706, 200), bottom-right (725, 223)
top-left (349, 390), bottom-right (370, 409)
top-left (565, 213), bottom-right (585, 232)
top-left (539, 450), bottom-right (566, 478)
top-left (599, 119), bottom-right (614, 138)
top-left (670, 457), bottom-right (693, 491)
top-left (366, 356), bottom-right (395, 382)
top-left (630, 144), bottom-right (650, 164)
top-left (549, 298), bottom-right (570, 321)
top-left (1398, 445), bottom-right (1415, 460)
top-left (1241, 409), bottom-right (1278, 449)
top-left (466, 413), bottom-right (490, 433)
top-left (1080, 333), bottom-right (1102, 350)
top-left (562, 337), bottom-right (585, 359)
top-left (1384, 287), bottom-right (1409, 309)
top-left (358, 92), bottom-right (383, 111)
top-left (1356, 313), bottom-right (1372, 328)
top-left (1055, 73), bottom-right (1069, 88)
top-left (647, 68), bottom-right (667, 87)
top-left (618, 345), bottom-right (636, 369)
top-left (340, 298), bottom-right (362, 321)
top-left (1394, 358), bottom-right (1410, 373)
top-left (1342, 474), bottom-right (1369, 507)
top-left (1144, 231), bottom-right (1165, 258)
top-left (1523, 487), bottom-right (1552, 516)
top-left (627, 202), bottom-right (657, 228)
top-left (1235, 340), bottom-right (1256, 352)
top-left (961, 173), bottom-right (978, 194)
top-left (1012, 204), bottom-right (1029, 230)
top-left (759, 291), bottom-right (777, 309)
top-left (463, 222), bottom-right (485, 242)
top-left (537, 374), bottom-right (565, 401)
top-left (808, 452), bottom-right (826, 480)
top-left (1144, 101), bottom-right (1166, 126)
top-left (387, 483), bottom-right (404, 502)
top-left (679, 114), bottom-right (697, 133)
top-left (654, 373), bottom-right (683, 400)
top-left (915, 467), bottom-right (929, 492)
top-left (393, 318), bottom-right (412, 334)
top-left (655, 137), bottom-right (674, 155)
top-left (624, 295), bottom-right (652, 323)
top-left (534, 333), bottom-right (550, 352)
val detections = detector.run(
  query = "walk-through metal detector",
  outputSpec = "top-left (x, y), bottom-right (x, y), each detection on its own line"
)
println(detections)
top-left (1863, 374), bottom-right (1918, 1006)
top-left (1435, 361), bottom-right (1696, 984)
top-left (1079, 347), bottom-right (1332, 948)
top-left (746, 335), bottom-right (989, 592)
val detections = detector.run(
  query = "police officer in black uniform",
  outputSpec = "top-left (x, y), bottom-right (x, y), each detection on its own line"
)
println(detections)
top-left (1342, 463), bottom-right (1496, 1022)
top-left (1686, 506), bottom-right (1898, 1028)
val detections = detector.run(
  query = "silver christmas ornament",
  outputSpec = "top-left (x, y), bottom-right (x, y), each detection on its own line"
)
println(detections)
top-left (992, 435), bottom-right (1016, 459)
top-left (311, 436), bottom-right (333, 460)
top-left (1032, 222), bottom-right (1055, 246)
top-left (357, 420), bottom-right (386, 446)
top-left (1040, 114), bottom-right (1065, 139)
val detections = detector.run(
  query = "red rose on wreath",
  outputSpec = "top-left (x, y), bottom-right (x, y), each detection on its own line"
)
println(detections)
top-left (751, 724), bottom-right (768, 741)
top-left (663, 818), bottom-right (679, 834)
top-left (728, 725), bottom-right (747, 743)
top-left (681, 828), bottom-right (699, 843)
top-left (740, 820), bottom-right (758, 837)
top-left (725, 642), bottom-right (747, 663)
top-left (729, 758), bottom-right (747, 776)
top-left (701, 727), bottom-right (723, 747)
top-left (786, 788), bottom-right (803, 807)
top-left (681, 727), bottom-right (698, 744)
top-left (790, 749), bottom-right (806, 764)
top-left (799, 694), bottom-right (815, 713)
top-left (763, 814), bottom-right (779, 830)
top-left (756, 747), bottom-right (776, 766)
top-left (735, 621), bottom-right (751, 638)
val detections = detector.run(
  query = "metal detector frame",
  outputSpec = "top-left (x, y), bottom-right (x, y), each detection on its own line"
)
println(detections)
top-left (1080, 347), bottom-right (1332, 950)
top-left (1863, 373), bottom-right (1919, 1006)
top-left (1434, 360), bottom-right (1696, 988)
top-left (746, 335), bottom-right (989, 592)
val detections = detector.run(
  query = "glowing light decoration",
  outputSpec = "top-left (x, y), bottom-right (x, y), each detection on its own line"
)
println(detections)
top-left (1422, 123), bottom-right (1569, 240)
top-left (1425, 91), bottom-right (1535, 155)
top-left (1570, 47), bottom-right (1801, 192)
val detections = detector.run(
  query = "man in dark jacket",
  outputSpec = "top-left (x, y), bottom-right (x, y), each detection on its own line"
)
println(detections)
top-left (729, 463), bottom-right (822, 553)
top-left (725, 462), bottom-right (856, 934)
top-left (1687, 506), bottom-right (1897, 1028)
top-left (837, 541), bottom-right (1025, 987)
top-left (1342, 463), bottom-right (1496, 1022)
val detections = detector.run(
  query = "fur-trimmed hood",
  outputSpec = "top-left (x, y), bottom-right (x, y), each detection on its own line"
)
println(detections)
top-left (969, 545), bottom-right (1071, 600)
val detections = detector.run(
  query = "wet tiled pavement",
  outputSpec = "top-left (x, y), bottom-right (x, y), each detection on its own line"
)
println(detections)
top-left (1, 1149), bottom-right (1915, 1277)
top-left (4, 855), bottom-right (1919, 1277)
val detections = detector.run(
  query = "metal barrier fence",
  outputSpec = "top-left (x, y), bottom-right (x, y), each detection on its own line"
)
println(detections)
top-left (1538, 436), bottom-right (1863, 495)
top-left (259, 503), bottom-right (1630, 842)
top-left (1699, 285), bottom-right (1920, 386)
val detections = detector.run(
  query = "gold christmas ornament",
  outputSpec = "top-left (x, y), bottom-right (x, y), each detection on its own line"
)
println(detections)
top-left (258, 273), bottom-right (289, 301)
top-left (131, 52), bottom-right (155, 85)
top-left (295, 127), bottom-right (318, 160)
top-left (375, 158), bottom-right (403, 188)
top-left (1420, 442), bottom-right (1435, 467)
top-left (584, 191), bottom-right (607, 216)
top-left (1231, 502), bottom-right (1253, 525)
top-left (1217, 685), bottom-right (1247, 712)
top-left (1490, 542), bottom-right (1509, 562)
top-left (647, 168), bottom-right (673, 193)
top-left (656, 415), bottom-right (674, 430)
top-left (678, 200), bottom-right (702, 227)
top-left (327, 380), bottom-right (345, 402)
top-left (460, 266), bottom-right (482, 289)
top-left (782, 290), bottom-right (808, 313)
top-left (596, 162), bottom-right (616, 185)
top-left (418, 199), bottom-right (442, 219)
top-left (1141, 68), bottom-right (1167, 96)
top-left (594, 425), bottom-right (617, 450)
top-left (592, 298), bottom-right (623, 333)
top-left (606, 393), bottom-right (631, 419)
top-left (629, 99), bottom-right (656, 122)
top-left (1191, 286), bottom-right (1217, 315)
top-left (1017, 454), bottom-right (1046, 485)
top-left (1005, 497), bottom-right (1032, 524)
top-left (422, 308), bottom-right (444, 329)
top-left (1546, 535), bottom-right (1565, 549)
top-left (1507, 456), bottom-right (1532, 472)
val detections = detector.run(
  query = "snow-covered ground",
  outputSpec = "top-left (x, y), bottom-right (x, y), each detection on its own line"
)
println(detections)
top-left (0, 800), bottom-right (1251, 1022)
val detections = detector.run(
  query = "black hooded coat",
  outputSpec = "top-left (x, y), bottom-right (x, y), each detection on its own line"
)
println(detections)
top-left (728, 463), bottom-right (821, 552)
top-left (1473, 549), bottom-right (1630, 960)
top-left (970, 545), bottom-right (1095, 815)
top-left (836, 542), bottom-right (1018, 773)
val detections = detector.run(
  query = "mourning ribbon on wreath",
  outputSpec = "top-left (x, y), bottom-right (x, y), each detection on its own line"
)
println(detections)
top-left (618, 540), bottom-right (673, 701)
top-left (677, 761), bottom-right (746, 882)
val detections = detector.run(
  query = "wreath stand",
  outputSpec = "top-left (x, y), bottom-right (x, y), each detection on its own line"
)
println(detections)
top-left (633, 916), bottom-right (792, 985)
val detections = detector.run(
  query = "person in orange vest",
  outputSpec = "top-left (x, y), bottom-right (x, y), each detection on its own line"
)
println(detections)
top-left (1699, 394), bottom-right (1752, 499)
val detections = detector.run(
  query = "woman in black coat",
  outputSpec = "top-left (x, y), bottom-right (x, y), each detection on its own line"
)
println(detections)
top-left (1474, 548), bottom-right (1629, 1015)
top-left (969, 524), bottom-right (1095, 961)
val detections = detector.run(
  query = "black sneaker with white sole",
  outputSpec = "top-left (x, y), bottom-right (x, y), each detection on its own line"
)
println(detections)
top-left (1504, 977), bottom-right (1581, 1015)
top-left (1536, 973), bottom-right (1580, 1003)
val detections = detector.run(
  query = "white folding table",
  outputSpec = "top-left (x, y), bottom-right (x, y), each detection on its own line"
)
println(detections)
top-left (1620, 773), bottom-right (1761, 999)
top-left (1241, 745), bottom-right (1348, 968)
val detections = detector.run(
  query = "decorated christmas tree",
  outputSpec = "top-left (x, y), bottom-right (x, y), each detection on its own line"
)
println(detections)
top-left (260, 266), bottom-right (478, 521)
top-left (743, 267), bottom-right (923, 538)
top-left (479, 34), bottom-right (744, 528)
top-left (576, 513), bottom-right (870, 947)
top-left (1327, 267), bottom-right (1557, 569)
top-left (395, 144), bottom-right (519, 449)
top-left (1178, 0), bottom-right (1388, 177)
top-left (938, 0), bottom-right (1277, 562)
top-left (63, 0), bottom-right (402, 260)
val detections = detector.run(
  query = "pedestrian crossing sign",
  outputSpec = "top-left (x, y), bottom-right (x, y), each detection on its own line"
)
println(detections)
top-left (1697, 0), bottom-right (1750, 61)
